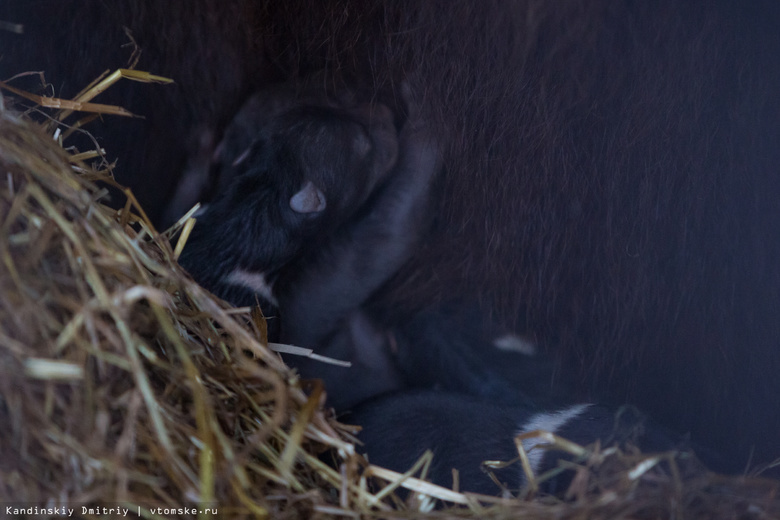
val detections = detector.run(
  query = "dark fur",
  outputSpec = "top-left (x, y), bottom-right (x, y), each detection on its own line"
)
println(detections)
top-left (178, 81), bottom-right (399, 317)
top-left (346, 391), bottom-right (690, 496)
top-left (274, 92), bottom-right (440, 348)
top-left (178, 82), bottom-right (441, 409)
top-left (3, 0), bottom-right (780, 471)
top-left (272, 96), bottom-right (441, 408)
top-left (389, 305), bottom-right (571, 410)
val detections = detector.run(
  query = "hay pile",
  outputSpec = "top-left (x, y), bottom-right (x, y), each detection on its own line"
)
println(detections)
top-left (1, 89), bottom-right (779, 519)
top-left (0, 91), bottom-right (360, 518)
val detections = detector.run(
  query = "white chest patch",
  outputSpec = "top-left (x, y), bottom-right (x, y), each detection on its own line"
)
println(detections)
top-left (224, 268), bottom-right (278, 306)
top-left (492, 333), bottom-right (537, 356)
top-left (516, 403), bottom-right (592, 477)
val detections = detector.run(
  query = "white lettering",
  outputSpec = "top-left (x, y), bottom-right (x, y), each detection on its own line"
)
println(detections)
top-left (5, 506), bottom-right (73, 516)
top-left (80, 506), bottom-right (129, 515)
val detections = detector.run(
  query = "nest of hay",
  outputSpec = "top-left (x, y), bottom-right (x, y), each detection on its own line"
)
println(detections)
top-left (0, 88), bottom-right (357, 518)
top-left (1, 85), bottom-right (780, 519)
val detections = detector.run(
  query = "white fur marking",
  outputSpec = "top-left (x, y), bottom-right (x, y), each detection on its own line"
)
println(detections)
top-left (517, 404), bottom-right (592, 477)
top-left (224, 269), bottom-right (278, 306)
top-left (493, 334), bottom-right (537, 356)
top-left (232, 146), bottom-right (252, 166)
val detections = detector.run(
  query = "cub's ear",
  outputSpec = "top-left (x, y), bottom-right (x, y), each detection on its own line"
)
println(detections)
top-left (289, 180), bottom-right (327, 213)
